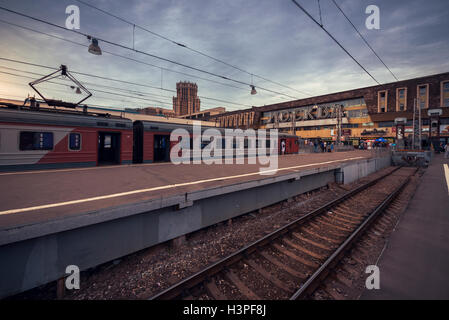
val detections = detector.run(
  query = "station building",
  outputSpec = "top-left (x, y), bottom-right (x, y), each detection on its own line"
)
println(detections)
top-left (209, 72), bottom-right (449, 147)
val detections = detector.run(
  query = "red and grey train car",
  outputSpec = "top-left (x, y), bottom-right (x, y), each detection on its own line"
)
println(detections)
top-left (132, 120), bottom-right (217, 163)
top-left (0, 105), bottom-right (133, 171)
top-left (132, 120), bottom-right (299, 163)
top-left (0, 104), bottom-right (299, 171)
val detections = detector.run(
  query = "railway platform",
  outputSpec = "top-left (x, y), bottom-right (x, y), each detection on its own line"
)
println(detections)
top-left (0, 150), bottom-right (390, 298)
top-left (0, 150), bottom-right (375, 231)
top-left (362, 154), bottom-right (449, 299)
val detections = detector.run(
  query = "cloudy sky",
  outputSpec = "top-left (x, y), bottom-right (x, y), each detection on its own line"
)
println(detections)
top-left (0, 0), bottom-right (448, 112)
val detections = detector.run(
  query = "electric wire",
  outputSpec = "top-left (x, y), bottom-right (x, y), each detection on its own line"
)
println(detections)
top-left (0, 64), bottom-right (251, 108)
top-left (331, 0), bottom-right (399, 81)
top-left (0, 6), bottom-right (301, 100)
top-left (290, 0), bottom-right (381, 85)
top-left (0, 18), bottom-right (250, 93)
top-left (74, 0), bottom-right (312, 97)
top-left (0, 66), bottom-right (247, 110)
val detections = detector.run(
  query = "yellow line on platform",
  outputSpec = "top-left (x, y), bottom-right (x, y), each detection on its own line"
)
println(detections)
top-left (0, 156), bottom-right (365, 216)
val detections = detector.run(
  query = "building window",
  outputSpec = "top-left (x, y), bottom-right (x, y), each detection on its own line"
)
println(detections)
top-left (378, 121), bottom-right (395, 127)
top-left (441, 81), bottom-right (449, 107)
top-left (19, 132), bottom-right (53, 150)
top-left (69, 132), bottom-right (81, 150)
top-left (378, 90), bottom-right (388, 112)
top-left (396, 87), bottom-right (407, 111)
top-left (417, 84), bottom-right (429, 109)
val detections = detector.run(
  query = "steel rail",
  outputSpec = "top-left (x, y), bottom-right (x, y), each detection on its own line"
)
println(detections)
top-left (290, 168), bottom-right (417, 299)
top-left (149, 166), bottom-right (402, 300)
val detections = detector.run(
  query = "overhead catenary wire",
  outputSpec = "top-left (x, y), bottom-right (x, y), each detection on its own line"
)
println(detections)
top-left (331, 0), bottom-right (399, 81)
top-left (0, 91), bottom-right (158, 111)
top-left (0, 17), bottom-right (290, 106)
top-left (0, 18), bottom-right (289, 107)
top-left (317, 0), bottom-right (323, 27)
top-left (0, 18), bottom-right (250, 93)
top-left (0, 58), bottom-right (252, 109)
top-left (0, 69), bottom-right (246, 111)
top-left (290, 0), bottom-right (381, 85)
top-left (74, 0), bottom-right (312, 97)
top-left (0, 65), bottom-right (174, 100)
top-left (0, 80), bottom-right (169, 109)
top-left (0, 70), bottom-right (176, 108)
top-left (0, 65), bottom-right (248, 108)
top-left (0, 6), bottom-right (301, 100)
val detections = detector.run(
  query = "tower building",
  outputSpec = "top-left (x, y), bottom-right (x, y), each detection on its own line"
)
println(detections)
top-left (173, 81), bottom-right (201, 116)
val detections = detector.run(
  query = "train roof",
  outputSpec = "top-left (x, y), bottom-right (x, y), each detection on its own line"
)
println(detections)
top-left (0, 103), bottom-right (133, 129)
top-left (136, 119), bottom-right (217, 133)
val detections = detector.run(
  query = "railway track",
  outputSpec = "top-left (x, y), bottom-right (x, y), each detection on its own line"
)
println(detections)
top-left (311, 168), bottom-right (422, 300)
top-left (150, 166), bottom-right (417, 300)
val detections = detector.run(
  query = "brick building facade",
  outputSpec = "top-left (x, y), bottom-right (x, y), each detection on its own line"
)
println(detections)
top-left (207, 71), bottom-right (449, 145)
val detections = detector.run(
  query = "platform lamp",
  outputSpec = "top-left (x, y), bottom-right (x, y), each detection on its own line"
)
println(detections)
top-left (250, 74), bottom-right (257, 95)
top-left (250, 85), bottom-right (257, 95)
top-left (87, 36), bottom-right (102, 55)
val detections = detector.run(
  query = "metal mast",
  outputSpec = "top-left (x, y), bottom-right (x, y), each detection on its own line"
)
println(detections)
top-left (412, 98), bottom-right (422, 150)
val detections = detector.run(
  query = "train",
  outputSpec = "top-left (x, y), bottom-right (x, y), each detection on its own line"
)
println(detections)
top-left (0, 103), bottom-right (299, 171)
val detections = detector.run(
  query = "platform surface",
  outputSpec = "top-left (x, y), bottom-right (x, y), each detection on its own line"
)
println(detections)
top-left (0, 151), bottom-right (372, 231)
top-left (362, 154), bottom-right (449, 299)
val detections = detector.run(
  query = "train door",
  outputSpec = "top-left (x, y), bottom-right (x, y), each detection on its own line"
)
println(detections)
top-left (133, 121), bottom-right (144, 163)
top-left (154, 134), bottom-right (170, 162)
top-left (280, 138), bottom-right (286, 155)
top-left (98, 132), bottom-right (121, 165)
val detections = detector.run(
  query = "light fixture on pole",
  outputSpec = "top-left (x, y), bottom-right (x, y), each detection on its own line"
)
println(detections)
top-left (250, 74), bottom-right (257, 95)
top-left (87, 36), bottom-right (102, 55)
top-left (250, 85), bottom-right (257, 95)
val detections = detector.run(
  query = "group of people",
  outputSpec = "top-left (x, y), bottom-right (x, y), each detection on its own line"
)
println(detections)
top-left (357, 140), bottom-right (389, 150)
top-left (308, 140), bottom-right (334, 153)
top-left (442, 142), bottom-right (449, 159)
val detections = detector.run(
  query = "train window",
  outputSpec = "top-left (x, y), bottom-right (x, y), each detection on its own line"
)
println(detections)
top-left (104, 135), bottom-right (112, 149)
top-left (69, 133), bottom-right (81, 151)
top-left (19, 132), bottom-right (53, 151)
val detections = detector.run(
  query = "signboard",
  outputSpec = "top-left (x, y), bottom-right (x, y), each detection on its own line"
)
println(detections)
top-left (441, 125), bottom-right (449, 134)
top-left (342, 129), bottom-right (351, 136)
top-left (263, 104), bottom-right (365, 125)
top-left (361, 128), bottom-right (387, 136)
top-left (264, 106), bottom-right (340, 124)
top-left (404, 127), bottom-right (430, 133)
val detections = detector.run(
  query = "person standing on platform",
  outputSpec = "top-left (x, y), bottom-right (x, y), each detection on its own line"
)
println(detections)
top-left (445, 142), bottom-right (449, 159)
